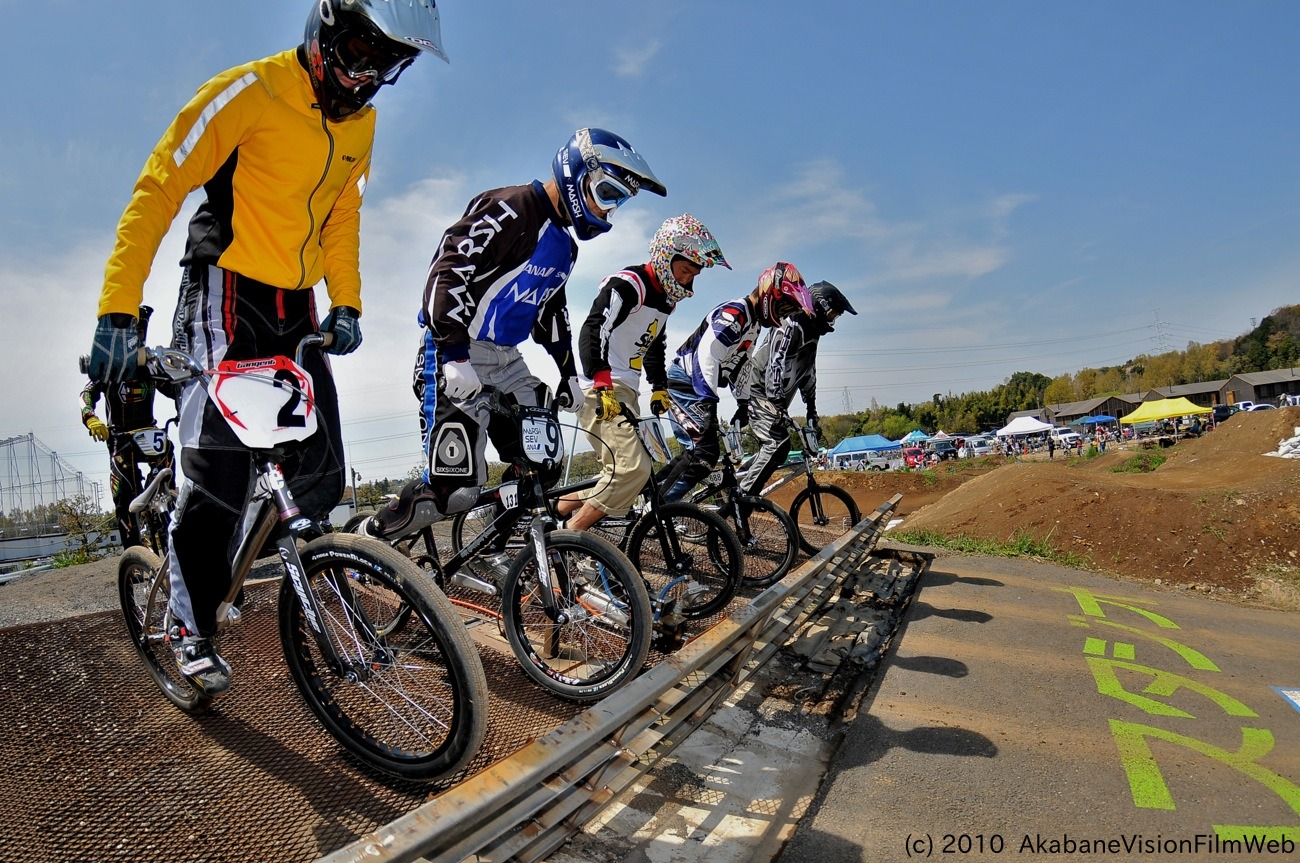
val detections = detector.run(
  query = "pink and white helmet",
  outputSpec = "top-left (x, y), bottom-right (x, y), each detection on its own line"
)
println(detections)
top-left (648, 214), bottom-right (730, 306)
top-left (755, 262), bottom-right (813, 325)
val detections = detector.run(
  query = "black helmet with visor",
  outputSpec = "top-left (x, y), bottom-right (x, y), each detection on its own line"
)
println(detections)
top-left (304, 0), bottom-right (449, 121)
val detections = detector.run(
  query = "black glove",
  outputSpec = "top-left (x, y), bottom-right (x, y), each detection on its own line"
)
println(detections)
top-left (808, 413), bottom-right (822, 438)
top-left (322, 306), bottom-right (362, 355)
top-left (87, 313), bottom-right (140, 382)
top-left (731, 400), bottom-right (750, 428)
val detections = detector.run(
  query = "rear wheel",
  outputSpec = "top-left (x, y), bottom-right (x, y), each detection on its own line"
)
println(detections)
top-left (790, 483), bottom-right (861, 555)
top-left (501, 530), bottom-right (651, 702)
top-left (118, 547), bottom-right (212, 714)
top-left (279, 534), bottom-right (489, 781)
top-left (625, 502), bottom-right (742, 619)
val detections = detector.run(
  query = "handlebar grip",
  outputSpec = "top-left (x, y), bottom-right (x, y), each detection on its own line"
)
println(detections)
top-left (78, 355), bottom-right (90, 374)
top-left (318, 331), bottom-right (336, 350)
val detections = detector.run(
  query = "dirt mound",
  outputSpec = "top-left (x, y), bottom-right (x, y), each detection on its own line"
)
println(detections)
top-left (900, 407), bottom-right (1300, 600)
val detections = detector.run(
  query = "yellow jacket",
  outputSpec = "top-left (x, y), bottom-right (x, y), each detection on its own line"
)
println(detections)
top-left (99, 49), bottom-right (374, 317)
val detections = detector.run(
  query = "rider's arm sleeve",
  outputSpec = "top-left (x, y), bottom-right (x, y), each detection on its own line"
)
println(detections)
top-left (534, 284), bottom-right (577, 379)
top-left (577, 277), bottom-right (637, 386)
top-left (424, 193), bottom-right (498, 361)
top-left (644, 328), bottom-right (668, 392)
top-left (80, 381), bottom-right (103, 426)
top-left (319, 145), bottom-right (371, 315)
top-left (100, 68), bottom-right (267, 318)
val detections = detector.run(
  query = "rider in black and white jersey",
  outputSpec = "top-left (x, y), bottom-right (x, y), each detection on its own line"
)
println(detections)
top-left (363, 128), bottom-right (666, 539)
top-left (555, 214), bottom-right (730, 531)
top-left (737, 280), bottom-right (858, 495)
top-left (658, 262), bottom-right (814, 502)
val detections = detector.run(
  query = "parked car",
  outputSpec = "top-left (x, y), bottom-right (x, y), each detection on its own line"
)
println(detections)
top-left (1234, 401), bottom-right (1256, 412)
top-left (1211, 404), bottom-right (1239, 424)
top-left (965, 434), bottom-right (995, 457)
top-left (864, 450), bottom-right (905, 471)
top-left (902, 446), bottom-right (926, 468)
top-left (929, 439), bottom-right (959, 461)
top-left (1245, 403), bottom-right (1275, 411)
top-left (1049, 427), bottom-right (1082, 448)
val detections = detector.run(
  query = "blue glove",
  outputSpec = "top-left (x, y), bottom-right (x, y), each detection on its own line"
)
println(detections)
top-left (322, 306), bottom-right (362, 355)
top-left (87, 314), bottom-right (140, 382)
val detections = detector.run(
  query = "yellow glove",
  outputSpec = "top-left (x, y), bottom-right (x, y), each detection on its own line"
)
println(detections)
top-left (595, 387), bottom-right (622, 422)
top-left (86, 416), bottom-right (110, 442)
top-left (649, 389), bottom-right (671, 417)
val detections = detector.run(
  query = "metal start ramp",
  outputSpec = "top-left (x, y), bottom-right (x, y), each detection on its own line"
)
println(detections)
top-left (318, 495), bottom-right (925, 863)
top-left (0, 495), bottom-right (921, 863)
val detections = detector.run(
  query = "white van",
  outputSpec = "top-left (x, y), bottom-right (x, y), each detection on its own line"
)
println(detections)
top-left (1049, 427), bottom-right (1081, 448)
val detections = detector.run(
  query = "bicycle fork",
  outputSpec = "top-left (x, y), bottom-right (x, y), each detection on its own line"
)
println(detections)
top-left (255, 460), bottom-right (382, 680)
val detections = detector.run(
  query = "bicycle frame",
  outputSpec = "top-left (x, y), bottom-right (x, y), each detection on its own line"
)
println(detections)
top-left (148, 337), bottom-right (377, 677)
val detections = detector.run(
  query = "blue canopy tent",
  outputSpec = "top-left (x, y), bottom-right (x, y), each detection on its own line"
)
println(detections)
top-left (829, 434), bottom-right (900, 467)
top-left (900, 429), bottom-right (929, 444)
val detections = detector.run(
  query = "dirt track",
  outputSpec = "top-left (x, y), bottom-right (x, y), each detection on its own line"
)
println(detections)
top-left (775, 408), bottom-right (1300, 608)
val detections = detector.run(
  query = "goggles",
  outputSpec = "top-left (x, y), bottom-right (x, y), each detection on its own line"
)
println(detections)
top-left (334, 34), bottom-right (415, 84)
top-left (586, 172), bottom-right (636, 213)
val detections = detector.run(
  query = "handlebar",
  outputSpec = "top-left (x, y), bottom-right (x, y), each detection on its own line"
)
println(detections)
top-left (78, 332), bottom-right (334, 378)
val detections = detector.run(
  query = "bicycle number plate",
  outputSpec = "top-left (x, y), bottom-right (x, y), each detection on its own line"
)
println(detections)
top-left (210, 356), bottom-right (318, 449)
top-left (499, 482), bottom-right (519, 510)
top-left (129, 426), bottom-right (169, 458)
top-left (519, 406), bottom-right (564, 464)
top-left (637, 417), bottom-right (672, 464)
top-left (801, 426), bottom-right (820, 455)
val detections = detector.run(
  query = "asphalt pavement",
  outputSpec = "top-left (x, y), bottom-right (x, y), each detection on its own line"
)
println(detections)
top-left (779, 550), bottom-right (1300, 862)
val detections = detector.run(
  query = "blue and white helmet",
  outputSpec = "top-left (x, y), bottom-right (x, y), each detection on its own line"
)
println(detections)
top-left (552, 128), bottom-right (667, 241)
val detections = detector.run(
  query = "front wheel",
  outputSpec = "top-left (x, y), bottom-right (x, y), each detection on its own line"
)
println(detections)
top-left (279, 534), bottom-right (489, 781)
top-left (731, 495), bottom-right (799, 589)
top-left (790, 483), bottom-right (861, 555)
top-left (118, 547), bottom-right (212, 714)
top-left (501, 530), bottom-right (652, 703)
top-left (625, 502), bottom-right (742, 619)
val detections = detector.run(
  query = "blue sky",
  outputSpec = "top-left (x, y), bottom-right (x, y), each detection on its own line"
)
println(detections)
top-left (3, 0), bottom-right (1298, 499)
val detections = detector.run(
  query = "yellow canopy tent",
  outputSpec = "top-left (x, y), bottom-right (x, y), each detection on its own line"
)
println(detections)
top-left (1120, 397), bottom-right (1212, 424)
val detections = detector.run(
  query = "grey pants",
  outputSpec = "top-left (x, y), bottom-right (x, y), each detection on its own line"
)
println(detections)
top-left (739, 397), bottom-right (790, 495)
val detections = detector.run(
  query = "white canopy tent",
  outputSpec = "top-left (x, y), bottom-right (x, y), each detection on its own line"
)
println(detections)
top-left (996, 415), bottom-right (1053, 437)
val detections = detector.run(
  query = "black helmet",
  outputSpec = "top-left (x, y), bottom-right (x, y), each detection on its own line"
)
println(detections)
top-left (808, 280), bottom-right (857, 331)
top-left (304, 0), bottom-right (448, 121)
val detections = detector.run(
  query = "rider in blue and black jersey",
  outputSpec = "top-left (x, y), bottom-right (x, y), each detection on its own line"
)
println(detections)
top-left (363, 128), bottom-right (666, 540)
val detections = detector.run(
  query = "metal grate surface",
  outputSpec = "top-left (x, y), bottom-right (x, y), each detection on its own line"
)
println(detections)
top-left (0, 581), bottom-right (588, 863)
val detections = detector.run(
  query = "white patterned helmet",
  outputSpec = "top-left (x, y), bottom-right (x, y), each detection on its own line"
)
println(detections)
top-left (648, 214), bottom-right (730, 306)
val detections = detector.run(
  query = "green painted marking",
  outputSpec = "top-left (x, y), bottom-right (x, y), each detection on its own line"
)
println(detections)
top-left (1087, 658), bottom-right (1258, 718)
top-left (1083, 637), bottom-right (1107, 656)
top-left (1214, 825), bottom-right (1300, 844)
top-left (1113, 642), bottom-right (1135, 661)
top-left (1058, 586), bottom-right (1180, 629)
top-left (1069, 615), bottom-right (1219, 671)
top-left (1109, 721), bottom-right (1300, 817)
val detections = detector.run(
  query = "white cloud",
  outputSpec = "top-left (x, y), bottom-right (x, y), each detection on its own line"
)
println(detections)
top-left (613, 41), bottom-right (662, 78)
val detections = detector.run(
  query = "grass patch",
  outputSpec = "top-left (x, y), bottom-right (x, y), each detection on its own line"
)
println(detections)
top-left (895, 528), bottom-right (1090, 569)
top-left (52, 546), bottom-right (102, 568)
top-left (1108, 452), bottom-right (1166, 474)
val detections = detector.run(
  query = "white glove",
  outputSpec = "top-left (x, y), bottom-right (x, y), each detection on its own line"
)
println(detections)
top-left (443, 359), bottom-right (482, 400)
top-left (555, 376), bottom-right (583, 413)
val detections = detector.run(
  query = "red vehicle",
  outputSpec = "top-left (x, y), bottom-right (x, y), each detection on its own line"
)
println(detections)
top-left (903, 446), bottom-right (926, 468)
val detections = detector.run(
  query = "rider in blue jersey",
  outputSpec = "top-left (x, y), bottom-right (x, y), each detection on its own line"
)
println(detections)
top-left (659, 262), bottom-right (814, 502)
top-left (363, 129), bottom-right (666, 540)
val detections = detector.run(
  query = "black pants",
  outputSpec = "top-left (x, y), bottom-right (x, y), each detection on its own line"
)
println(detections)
top-left (168, 265), bottom-right (344, 636)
